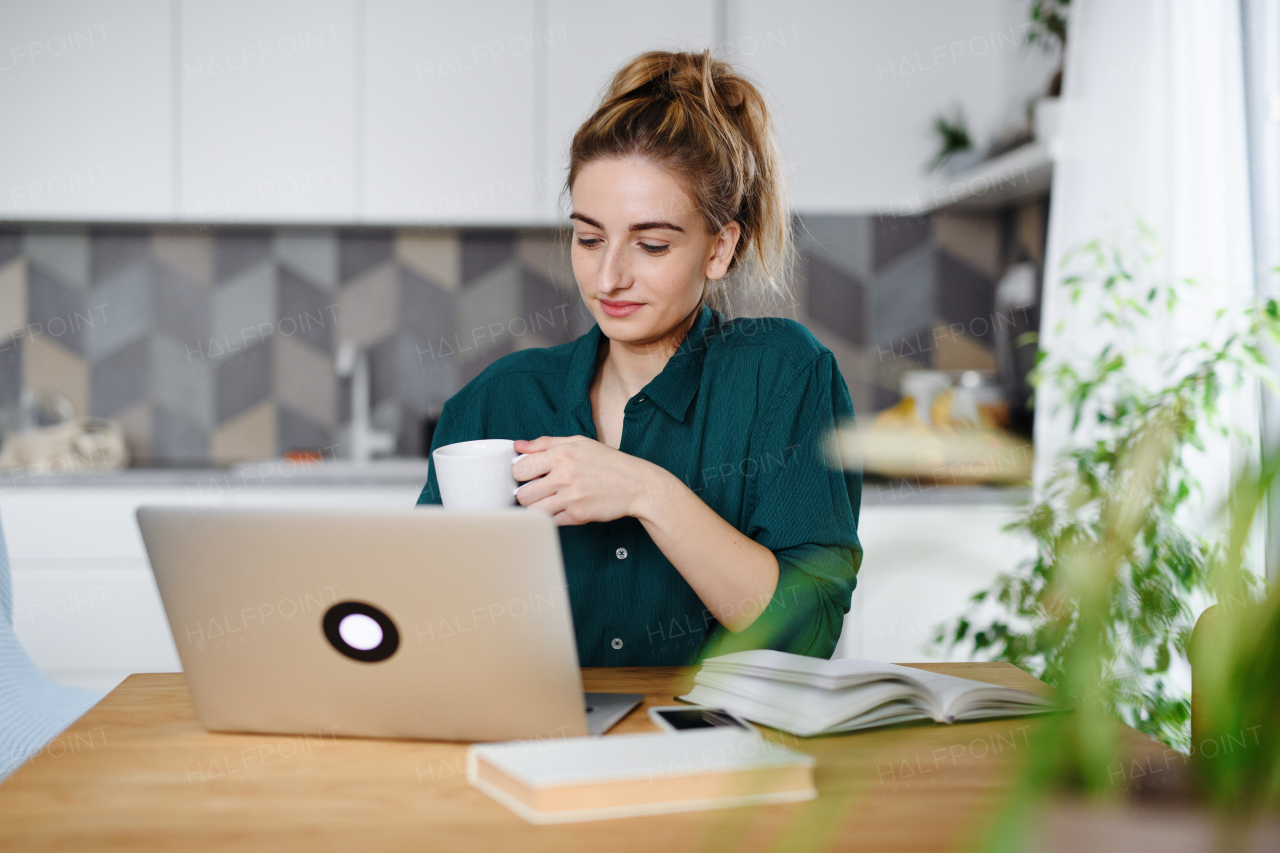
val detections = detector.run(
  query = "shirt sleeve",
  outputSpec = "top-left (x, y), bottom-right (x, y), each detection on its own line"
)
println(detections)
top-left (415, 393), bottom-right (482, 506)
top-left (703, 350), bottom-right (863, 660)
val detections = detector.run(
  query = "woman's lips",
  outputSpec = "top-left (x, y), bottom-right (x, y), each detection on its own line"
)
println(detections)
top-left (599, 298), bottom-right (643, 318)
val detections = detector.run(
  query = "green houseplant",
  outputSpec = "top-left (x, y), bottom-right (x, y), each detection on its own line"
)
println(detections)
top-left (931, 228), bottom-right (1280, 851)
top-left (935, 224), bottom-right (1280, 751)
top-left (925, 108), bottom-right (975, 173)
top-left (975, 438), bottom-right (1280, 853)
top-left (1026, 0), bottom-right (1070, 54)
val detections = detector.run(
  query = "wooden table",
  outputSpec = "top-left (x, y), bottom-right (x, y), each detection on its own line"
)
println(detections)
top-left (0, 664), bottom-right (1161, 852)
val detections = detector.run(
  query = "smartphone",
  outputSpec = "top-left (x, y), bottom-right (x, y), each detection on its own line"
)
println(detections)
top-left (648, 705), bottom-right (755, 733)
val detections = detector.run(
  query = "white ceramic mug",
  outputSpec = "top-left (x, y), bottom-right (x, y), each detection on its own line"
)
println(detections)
top-left (432, 439), bottom-right (530, 511)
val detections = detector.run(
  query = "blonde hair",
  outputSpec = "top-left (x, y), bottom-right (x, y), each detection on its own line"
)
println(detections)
top-left (562, 49), bottom-right (793, 317)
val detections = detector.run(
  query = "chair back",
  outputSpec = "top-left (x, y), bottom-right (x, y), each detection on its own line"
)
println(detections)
top-left (1189, 604), bottom-right (1219, 749)
top-left (0, 512), bottom-right (11, 628)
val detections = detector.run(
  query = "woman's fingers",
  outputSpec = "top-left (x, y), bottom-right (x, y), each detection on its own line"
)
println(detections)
top-left (514, 472), bottom-right (558, 507)
top-left (512, 451), bottom-right (553, 482)
top-left (527, 492), bottom-right (573, 522)
top-left (514, 435), bottom-right (589, 453)
top-left (513, 436), bottom-right (589, 481)
top-left (513, 436), bottom-right (554, 453)
top-left (523, 480), bottom-right (593, 525)
top-left (511, 436), bottom-right (623, 525)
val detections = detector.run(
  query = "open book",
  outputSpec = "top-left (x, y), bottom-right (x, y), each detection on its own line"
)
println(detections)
top-left (678, 650), bottom-right (1055, 737)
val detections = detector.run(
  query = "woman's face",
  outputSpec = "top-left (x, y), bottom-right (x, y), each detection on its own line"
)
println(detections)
top-left (570, 156), bottom-right (740, 347)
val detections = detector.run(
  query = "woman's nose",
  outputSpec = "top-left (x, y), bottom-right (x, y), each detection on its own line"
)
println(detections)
top-left (597, 244), bottom-right (632, 295)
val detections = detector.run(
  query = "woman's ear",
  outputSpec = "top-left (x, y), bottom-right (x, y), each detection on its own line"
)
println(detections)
top-left (705, 221), bottom-right (742, 281)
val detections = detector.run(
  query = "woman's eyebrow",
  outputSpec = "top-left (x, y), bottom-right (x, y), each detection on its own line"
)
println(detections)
top-left (630, 220), bottom-right (684, 233)
top-left (569, 212), bottom-right (684, 233)
top-left (569, 212), bottom-right (603, 229)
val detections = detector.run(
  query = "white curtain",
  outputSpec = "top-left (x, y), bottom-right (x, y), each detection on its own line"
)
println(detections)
top-left (1035, 0), bottom-right (1258, 549)
top-left (1243, 0), bottom-right (1280, 581)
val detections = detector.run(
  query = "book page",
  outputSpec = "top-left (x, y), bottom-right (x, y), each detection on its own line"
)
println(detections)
top-left (687, 673), bottom-right (940, 735)
top-left (904, 669), bottom-right (1053, 721)
top-left (696, 652), bottom-right (1053, 731)
top-left (702, 651), bottom-right (943, 692)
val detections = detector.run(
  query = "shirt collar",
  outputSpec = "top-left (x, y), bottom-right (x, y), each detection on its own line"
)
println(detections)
top-left (642, 304), bottom-right (715, 423)
top-left (561, 304), bottom-right (717, 429)
top-left (560, 323), bottom-right (605, 435)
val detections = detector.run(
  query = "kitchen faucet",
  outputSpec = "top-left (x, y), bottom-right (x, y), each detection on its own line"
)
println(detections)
top-left (335, 341), bottom-right (396, 463)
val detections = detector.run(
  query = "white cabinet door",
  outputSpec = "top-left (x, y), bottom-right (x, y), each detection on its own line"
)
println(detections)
top-left (834, 503), bottom-right (1035, 662)
top-left (179, 0), bottom-right (356, 222)
top-left (542, 1), bottom-right (716, 221)
top-left (2, 485), bottom-right (422, 693)
top-left (0, 0), bottom-right (173, 220)
top-left (363, 0), bottom-right (540, 225)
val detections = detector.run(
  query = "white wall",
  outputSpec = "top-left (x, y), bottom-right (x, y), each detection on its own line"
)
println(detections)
top-left (728, 0), bottom-right (1060, 214)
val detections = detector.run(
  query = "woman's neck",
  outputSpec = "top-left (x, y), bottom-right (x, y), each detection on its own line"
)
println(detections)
top-left (595, 305), bottom-right (701, 400)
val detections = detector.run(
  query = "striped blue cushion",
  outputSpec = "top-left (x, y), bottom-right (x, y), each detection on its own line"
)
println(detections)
top-left (0, 512), bottom-right (103, 782)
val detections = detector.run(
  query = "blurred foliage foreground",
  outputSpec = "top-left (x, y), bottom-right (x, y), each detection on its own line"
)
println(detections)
top-left (932, 224), bottom-right (1280, 841)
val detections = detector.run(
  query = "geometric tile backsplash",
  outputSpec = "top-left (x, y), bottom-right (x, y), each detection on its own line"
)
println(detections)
top-left (0, 204), bottom-right (1045, 466)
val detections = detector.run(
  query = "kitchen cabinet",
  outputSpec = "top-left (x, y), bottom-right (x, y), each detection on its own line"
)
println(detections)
top-left (179, 0), bottom-right (357, 222)
top-left (0, 0), bottom-right (173, 220)
top-left (538, 1), bottom-right (716, 221)
top-left (4, 482), bottom-right (421, 693)
top-left (0, 0), bottom-right (1057, 225)
top-left (5, 477), bottom-right (1029, 693)
top-left (838, 501), bottom-right (1034, 661)
top-left (362, 0), bottom-right (539, 225)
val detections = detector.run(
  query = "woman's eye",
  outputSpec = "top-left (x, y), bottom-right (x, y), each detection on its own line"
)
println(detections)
top-left (575, 237), bottom-right (601, 249)
top-left (639, 243), bottom-right (668, 254)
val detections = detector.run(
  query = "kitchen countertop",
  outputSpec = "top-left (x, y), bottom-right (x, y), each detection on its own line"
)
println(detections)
top-left (0, 459), bottom-right (437, 489)
top-left (0, 461), bottom-right (1031, 506)
top-left (860, 479), bottom-right (1031, 507)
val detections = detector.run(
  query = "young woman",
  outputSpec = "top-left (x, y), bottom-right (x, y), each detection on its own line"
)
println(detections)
top-left (418, 49), bottom-right (862, 666)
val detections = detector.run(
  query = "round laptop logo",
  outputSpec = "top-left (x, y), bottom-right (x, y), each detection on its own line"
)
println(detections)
top-left (323, 601), bottom-right (400, 663)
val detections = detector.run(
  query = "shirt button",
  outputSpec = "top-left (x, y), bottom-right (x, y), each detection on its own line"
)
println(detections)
top-left (611, 638), bottom-right (623, 649)
top-left (616, 547), bottom-right (628, 560)
top-left (637, 395), bottom-right (645, 402)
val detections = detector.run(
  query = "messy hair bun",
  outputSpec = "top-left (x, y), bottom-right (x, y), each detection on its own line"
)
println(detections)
top-left (563, 49), bottom-right (793, 317)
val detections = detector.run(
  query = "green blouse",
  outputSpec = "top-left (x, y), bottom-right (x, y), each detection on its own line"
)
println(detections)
top-left (416, 305), bottom-right (863, 666)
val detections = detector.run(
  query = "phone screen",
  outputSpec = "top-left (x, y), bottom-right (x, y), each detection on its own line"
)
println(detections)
top-left (656, 708), bottom-right (748, 730)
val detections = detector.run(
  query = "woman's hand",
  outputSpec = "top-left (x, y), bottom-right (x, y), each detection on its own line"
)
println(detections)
top-left (512, 435), bottom-right (670, 526)
top-left (515, 435), bottom-right (779, 632)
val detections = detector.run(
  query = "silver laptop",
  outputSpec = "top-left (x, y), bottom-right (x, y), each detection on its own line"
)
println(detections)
top-left (136, 506), bottom-right (641, 742)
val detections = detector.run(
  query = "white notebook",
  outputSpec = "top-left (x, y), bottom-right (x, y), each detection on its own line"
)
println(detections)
top-left (679, 650), bottom-right (1055, 737)
top-left (467, 728), bottom-right (815, 823)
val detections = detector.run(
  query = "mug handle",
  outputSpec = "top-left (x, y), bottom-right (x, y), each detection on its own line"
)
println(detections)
top-left (512, 452), bottom-right (531, 498)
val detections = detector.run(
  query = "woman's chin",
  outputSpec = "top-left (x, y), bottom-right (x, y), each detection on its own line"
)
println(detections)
top-left (599, 323), bottom-right (650, 342)
top-left (597, 317), bottom-right (665, 345)
top-left (593, 305), bottom-right (702, 348)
